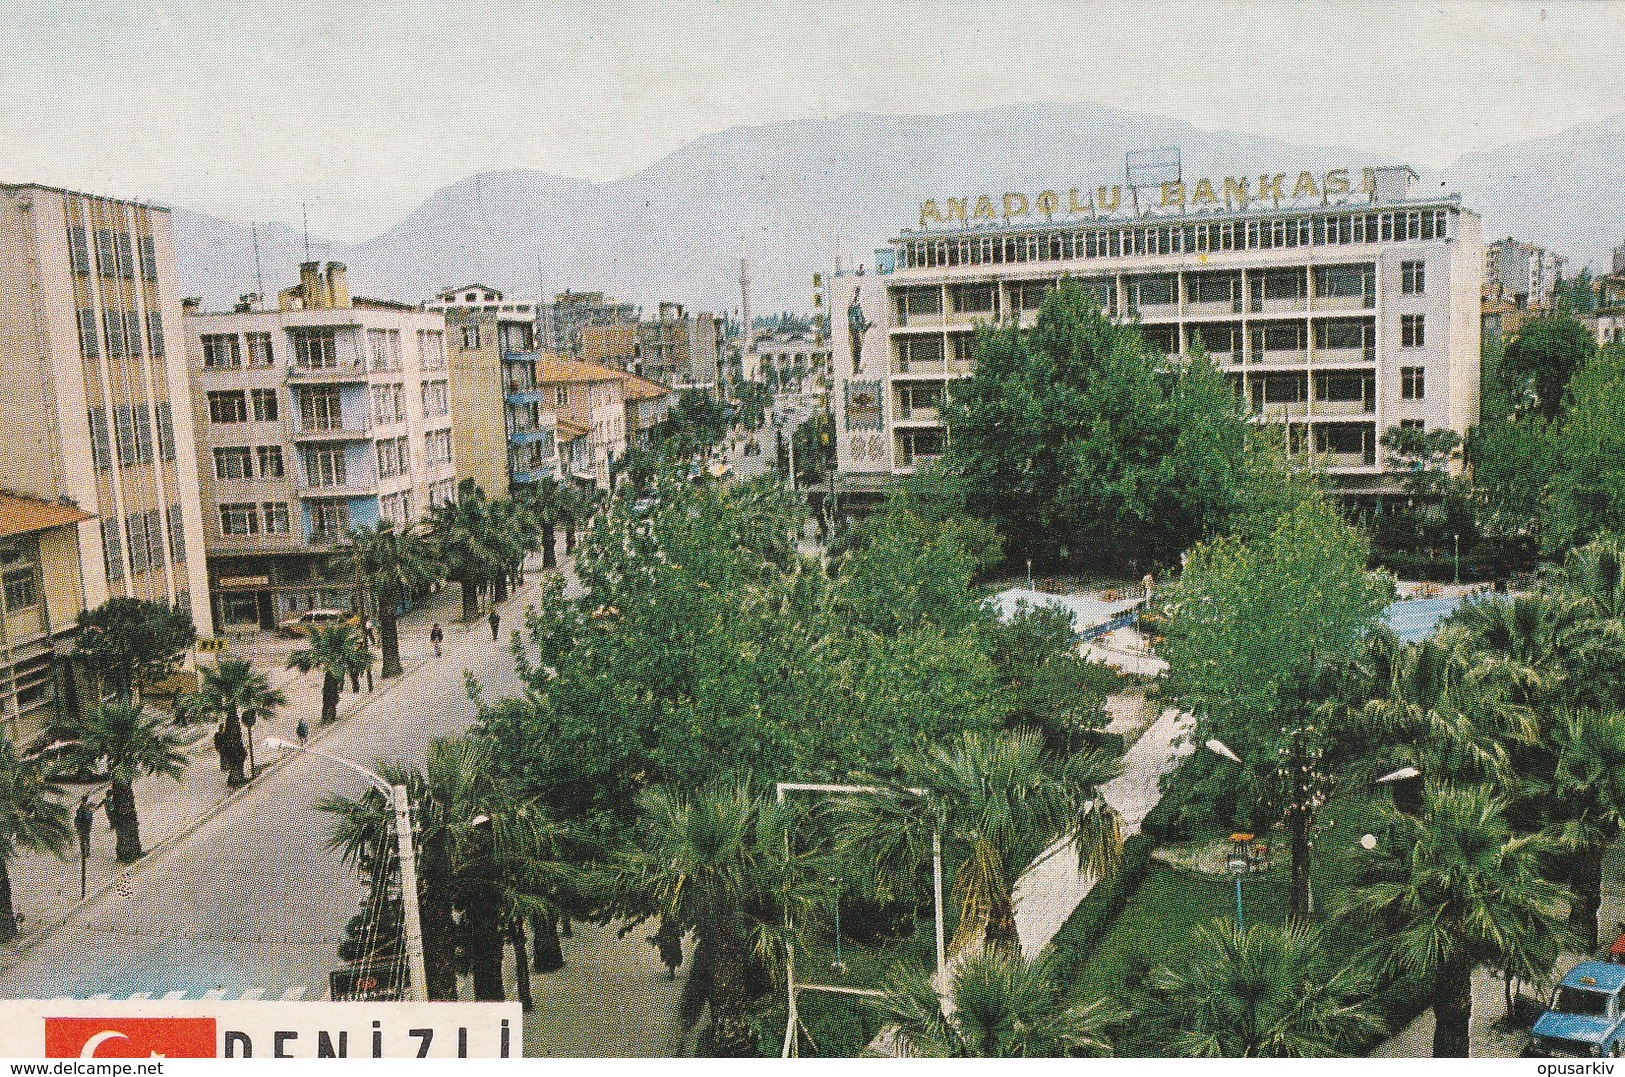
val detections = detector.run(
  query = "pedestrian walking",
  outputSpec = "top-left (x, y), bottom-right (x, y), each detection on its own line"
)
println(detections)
top-left (295, 718), bottom-right (309, 747)
top-left (362, 618), bottom-right (375, 647)
top-left (74, 794), bottom-right (101, 900)
top-left (429, 623), bottom-right (444, 658)
top-left (488, 609), bottom-right (501, 641)
top-left (212, 723), bottom-right (229, 772)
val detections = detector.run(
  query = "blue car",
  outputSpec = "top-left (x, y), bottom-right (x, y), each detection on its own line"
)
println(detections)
top-left (1530, 963), bottom-right (1625, 1057)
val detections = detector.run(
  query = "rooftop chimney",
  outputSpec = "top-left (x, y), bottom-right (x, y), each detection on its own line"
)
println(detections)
top-left (326, 262), bottom-right (350, 308)
top-left (299, 261), bottom-right (325, 310)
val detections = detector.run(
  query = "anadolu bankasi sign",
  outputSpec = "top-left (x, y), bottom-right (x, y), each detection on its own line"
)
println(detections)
top-left (916, 167), bottom-right (1382, 230)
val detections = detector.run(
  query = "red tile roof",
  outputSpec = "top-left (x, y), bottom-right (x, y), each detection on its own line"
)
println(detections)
top-left (0, 492), bottom-right (93, 540)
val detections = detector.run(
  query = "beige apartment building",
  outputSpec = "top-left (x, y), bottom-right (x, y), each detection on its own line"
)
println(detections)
top-left (440, 306), bottom-right (559, 495)
top-left (0, 183), bottom-right (214, 647)
top-left (534, 358), bottom-right (627, 490)
top-left (0, 493), bottom-right (92, 742)
top-left (832, 165), bottom-right (1483, 495)
top-left (185, 264), bottom-right (460, 629)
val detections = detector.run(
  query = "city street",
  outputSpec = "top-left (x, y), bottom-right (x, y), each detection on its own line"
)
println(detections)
top-left (0, 560), bottom-right (684, 1056)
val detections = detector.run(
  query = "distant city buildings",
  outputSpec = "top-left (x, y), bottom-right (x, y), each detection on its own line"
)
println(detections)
top-left (1484, 237), bottom-right (1566, 311)
top-left (1594, 241), bottom-right (1625, 347)
top-left (424, 283), bottom-right (536, 319)
top-left (832, 164), bottom-right (1484, 495)
top-left (185, 263), bottom-right (460, 629)
top-left (539, 290), bottom-right (638, 355)
top-left (0, 183), bottom-right (215, 719)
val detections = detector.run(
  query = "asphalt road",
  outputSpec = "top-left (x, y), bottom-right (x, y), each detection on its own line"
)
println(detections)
top-left (0, 614), bottom-right (520, 1000)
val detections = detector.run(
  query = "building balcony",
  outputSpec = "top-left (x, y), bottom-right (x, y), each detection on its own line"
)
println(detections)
top-left (1312, 294), bottom-right (1375, 312)
top-left (1251, 296), bottom-right (1309, 314)
top-left (1132, 302), bottom-right (1180, 321)
top-left (1185, 299), bottom-right (1243, 317)
top-left (509, 427), bottom-right (556, 446)
top-left (505, 388), bottom-right (549, 406)
top-left (510, 463), bottom-right (558, 485)
top-left (297, 480), bottom-right (378, 498)
top-left (1250, 348), bottom-right (1309, 364)
top-left (897, 453), bottom-right (944, 471)
top-left (1312, 399), bottom-right (1377, 417)
top-left (1313, 346), bottom-right (1377, 365)
top-left (287, 360), bottom-right (369, 383)
top-left (1318, 451), bottom-right (1378, 470)
top-left (290, 420), bottom-right (372, 442)
top-left (895, 406), bottom-right (942, 424)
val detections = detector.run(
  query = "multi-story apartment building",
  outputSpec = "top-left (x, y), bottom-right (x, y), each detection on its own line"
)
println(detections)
top-left (638, 303), bottom-right (722, 387)
top-left (620, 374), bottom-right (676, 450)
top-left (752, 330), bottom-right (830, 386)
top-left (0, 183), bottom-right (214, 651)
top-left (186, 263), bottom-right (460, 629)
top-left (831, 165), bottom-right (1482, 495)
top-left (440, 307), bottom-right (558, 496)
top-left (1597, 245), bottom-right (1625, 347)
top-left (579, 323), bottom-right (639, 368)
top-left (531, 358), bottom-right (627, 490)
top-left (1485, 237), bottom-right (1566, 310)
top-left (424, 283), bottom-right (536, 320)
top-left (0, 493), bottom-right (92, 742)
top-left (539, 290), bottom-right (638, 355)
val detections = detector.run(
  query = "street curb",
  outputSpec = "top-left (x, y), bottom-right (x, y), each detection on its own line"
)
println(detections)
top-left (0, 582), bottom-right (543, 974)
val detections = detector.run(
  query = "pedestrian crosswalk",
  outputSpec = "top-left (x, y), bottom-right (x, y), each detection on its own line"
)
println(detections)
top-left (46, 984), bottom-right (326, 1002)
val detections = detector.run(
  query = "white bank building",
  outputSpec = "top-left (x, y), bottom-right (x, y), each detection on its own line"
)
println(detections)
top-left (831, 164), bottom-right (1482, 496)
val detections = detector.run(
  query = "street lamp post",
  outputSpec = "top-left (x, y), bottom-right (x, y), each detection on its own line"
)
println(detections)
top-left (266, 736), bottom-right (428, 1002)
top-left (1453, 533), bottom-right (1461, 585)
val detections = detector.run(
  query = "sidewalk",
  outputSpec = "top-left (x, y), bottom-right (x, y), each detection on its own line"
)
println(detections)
top-left (1, 559), bottom-right (561, 968)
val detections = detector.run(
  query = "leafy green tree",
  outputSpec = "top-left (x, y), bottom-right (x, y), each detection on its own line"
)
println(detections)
top-left (0, 739), bottom-right (71, 942)
top-left (1158, 494), bottom-right (1392, 912)
top-left (287, 623), bottom-right (372, 725)
top-left (1134, 919), bottom-right (1382, 1057)
top-left (1466, 412), bottom-right (1556, 546)
top-left (1500, 312), bottom-right (1597, 421)
top-left (517, 479), bottom-right (565, 570)
top-left (1380, 425), bottom-right (1463, 501)
top-left (943, 280), bottom-right (1252, 568)
top-left (1538, 710), bottom-right (1625, 950)
top-left (878, 951), bottom-right (1122, 1057)
top-left (194, 658), bottom-right (286, 785)
top-left (1556, 268), bottom-right (1598, 316)
top-left (337, 522), bottom-right (441, 678)
top-left (74, 598), bottom-right (196, 703)
top-left (833, 728), bottom-right (1122, 955)
top-left (1341, 784), bottom-right (1573, 1058)
top-left (1547, 346), bottom-right (1625, 550)
top-left (605, 781), bottom-right (816, 1057)
top-left (429, 480), bottom-right (503, 621)
top-left (52, 703), bottom-right (187, 862)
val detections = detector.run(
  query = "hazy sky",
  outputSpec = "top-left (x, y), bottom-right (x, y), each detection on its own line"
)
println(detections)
top-left (5, 0), bottom-right (1623, 240)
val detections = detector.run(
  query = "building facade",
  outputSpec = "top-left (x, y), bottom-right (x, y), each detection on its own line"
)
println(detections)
top-left (530, 358), bottom-right (627, 490)
top-left (539, 290), bottom-right (638, 355)
top-left (424, 283), bottom-right (536, 320)
top-left (1485, 237), bottom-right (1566, 310)
top-left (0, 493), bottom-right (92, 742)
top-left (831, 165), bottom-right (1482, 493)
top-left (440, 307), bottom-right (559, 496)
top-left (186, 263), bottom-right (460, 629)
top-left (0, 183), bottom-right (214, 640)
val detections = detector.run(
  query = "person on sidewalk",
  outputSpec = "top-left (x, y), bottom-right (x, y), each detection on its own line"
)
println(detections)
top-left (488, 609), bottom-right (501, 641)
top-left (75, 795), bottom-right (101, 850)
top-left (429, 623), bottom-right (444, 658)
top-left (296, 718), bottom-right (309, 748)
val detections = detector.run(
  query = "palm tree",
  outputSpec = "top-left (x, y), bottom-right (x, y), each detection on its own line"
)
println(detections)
top-left (877, 951), bottom-right (1121, 1057)
top-left (1340, 783), bottom-right (1574, 1057)
top-left (1560, 535), bottom-right (1625, 622)
top-left (319, 736), bottom-right (571, 1003)
top-left (607, 780), bottom-right (817, 1057)
top-left (832, 728), bottom-right (1122, 955)
top-left (193, 658), bottom-right (286, 785)
top-left (483, 498), bottom-right (530, 605)
top-left (337, 522), bottom-right (441, 678)
top-left (1448, 593), bottom-right (1593, 707)
top-left (287, 623), bottom-right (372, 725)
top-left (52, 702), bottom-right (187, 862)
top-left (0, 739), bottom-right (72, 941)
top-left (1136, 919), bottom-right (1383, 1057)
top-left (429, 480), bottom-right (503, 621)
top-left (1541, 710), bottom-right (1625, 950)
top-left (559, 484), bottom-right (595, 557)
top-left (519, 480), bottom-right (564, 570)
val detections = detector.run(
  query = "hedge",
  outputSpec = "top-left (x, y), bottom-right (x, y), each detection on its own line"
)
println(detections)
top-left (1042, 833), bottom-right (1157, 985)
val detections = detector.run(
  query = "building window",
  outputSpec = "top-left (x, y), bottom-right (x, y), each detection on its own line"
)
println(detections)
top-left (262, 502), bottom-right (291, 534)
top-left (429, 479), bottom-right (457, 507)
top-left (426, 429), bottom-right (453, 465)
top-left (256, 445), bottom-right (284, 478)
top-left (1401, 260), bottom-right (1426, 295)
top-left (202, 334), bottom-right (241, 368)
top-left (155, 402), bottom-right (175, 461)
top-left (3, 568), bottom-right (37, 611)
top-left (78, 309), bottom-right (99, 358)
top-left (1399, 418), bottom-right (1425, 431)
top-left (1401, 366), bottom-right (1426, 400)
top-left (419, 330), bottom-right (446, 370)
top-left (302, 446), bottom-right (347, 487)
top-left (87, 407), bottom-right (112, 470)
top-left (1401, 314), bottom-right (1425, 347)
top-left (100, 518), bottom-right (123, 581)
top-left (310, 502), bottom-right (349, 542)
top-left (219, 503), bottom-right (259, 536)
top-left (67, 226), bottom-right (91, 274)
top-left (461, 324), bottom-right (481, 350)
top-left (138, 235), bottom-right (157, 280)
top-left (246, 332), bottom-right (274, 367)
top-left (214, 446), bottom-right (254, 481)
top-left (103, 310), bottom-right (126, 358)
top-left (422, 381), bottom-right (449, 417)
top-left (251, 387), bottom-right (279, 423)
top-left (208, 391), bottom-right (249, 424)
top-left (127, 511), bottom-right (154, 575)
top-left (367, 329), bottom-right (402, 371)
top-left (147, 311), bottom-right (165, 357)
top-left (291, 328), bottom-right (338, 369)
top-left (298, 387), bottom-right (343, 431)
top-left (376, 439), bottom-right (399, 478)
top-left (554, 387), bottom-right (569, 407)
top-left (167, 504), bottom-right (186, 564)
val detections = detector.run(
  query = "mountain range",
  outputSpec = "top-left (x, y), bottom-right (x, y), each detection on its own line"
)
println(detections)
top-left (171, 102), bottom-right (1625, 315)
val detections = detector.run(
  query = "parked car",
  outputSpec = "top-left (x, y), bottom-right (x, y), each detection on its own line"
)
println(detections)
top-left (1529, 962), bottom-right (1625, 1057)
top-left (279, 608), bottom-right (360, 638)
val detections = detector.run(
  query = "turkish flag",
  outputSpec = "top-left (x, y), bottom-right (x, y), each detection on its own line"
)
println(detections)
top-left (44, 1017), bottom-right (217, 1058)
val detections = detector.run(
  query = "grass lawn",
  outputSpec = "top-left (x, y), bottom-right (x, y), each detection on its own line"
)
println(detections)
top-left (1064, 793), bottom-right (1399, 1015)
